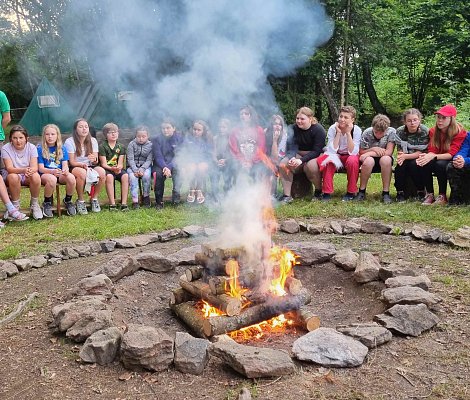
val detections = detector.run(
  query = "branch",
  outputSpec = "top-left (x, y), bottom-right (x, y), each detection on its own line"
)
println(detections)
top-left (0, 292), bottom-right (39, 326)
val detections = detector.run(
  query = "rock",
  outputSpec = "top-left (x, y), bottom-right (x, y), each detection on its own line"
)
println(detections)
top-left (114, 238), bottom-right (137, 249)
top-left (74, 245), bottom-right (92, 257)
top-left (448, 226), bottom-right (470, 248)
top-left (100, 240), bottom-right (117, 253)
top-left (385, 275), bottom-right (431, 291)
top-left (238, 388), bottom-right (252, 400)
top-left (204, 227), bottom-right (218, 236)
top-left (0, 261), bottom-right (19, 277)
top-left (425, 228), bottom-right (444, 243)
top-left (336, 322), bottom-right (392, 348)
top-left (89, 241), bottom-right (102, 254)
top-left (182, 225), bottom-right (206, 237)
top-left (169, 245), bottom-right (202, 265)
top-left (411, 225), bottom-right (427, 240)
top-left (66, 309), bottom-right (114, 342)
top-left (285, 241), bottom-right (336, 265)
top-left (292, 327), bottom-right (368, 368)
top-left (29, 255), bottom-right (48, 268)
top-left (47, 250), bottom-right (63, 259)
top-left (62, 247), bottom-right (80, 259)
top-left (378, 262), bottom-right (419, 280)
top-left (306, 223), bottom-right (324, 235)
top-left (331, 248), bottom-right (358, 271)
top-left (330, 220), bottom-right (343, 234)
top-left (342, 221), bottom-right (362, 234)
top-left (120, 324), bottom-right (174, 372)
top-left (0, 269), bottom-right (6, 280)
top-left (158, 228), bottom-right (185, 242)
top-left (361, 221), bottom-right (392, 234)
top-left (381, 286), bottom-right (442, 308)
top-left (174, 332), bottom-right (210, 375)
top-left (12, 258), bottom-right (32, 272)
top-left (132, 252), bottom-right (177, 273)
top-left (92, 254), bottom-right (138, 282)
top-left (70, 274), bottom-right (115, 299)
top-left (374, 304), bottom-right (440, 336)
top-left (47, 257), bottom-right (62, 265)
top-left (133, 234), bottom-right (160, 247)
top-left (354, 252), bottom-right (381, 283)
top-left (298, 221), bottom-right (308, 232)
top-left (210, 341), bottom-right (295, 378)
top-left (280, 219), bottom-right (300, 234)
top-left (79, 327), bottom-right (122, 365)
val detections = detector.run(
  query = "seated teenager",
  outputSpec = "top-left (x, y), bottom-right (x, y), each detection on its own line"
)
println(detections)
top-left (447, 131), bottom-right (470, 205)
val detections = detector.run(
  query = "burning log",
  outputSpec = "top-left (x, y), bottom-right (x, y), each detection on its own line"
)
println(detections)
top-left (208, 276), bottom-right (230, 295)
top-left (179, 279), bottom-right (242, 316)
top-left (290, 308), bottom-right (321, 332)
top-left (169, 288), bottom-right (194, 306)
top-left (202, 288), bottom-right (312, 337)
top-left (194, 253), bottom-right (225, 276)
top-left (185, 266), bottom-right (204, 282)
top-left (285, 276), bottom-right (303, 295)
top-left (170, 301), bottom-right (207, 338)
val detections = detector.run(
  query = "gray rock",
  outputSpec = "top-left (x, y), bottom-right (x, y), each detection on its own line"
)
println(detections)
top-left (238, 388), bottom-right (252, 400)
top-left (114, 238), bottom-right (137, 249)
top-left (47, 250), bottom-right (63, 259)
top-left (342, 221), bottom-right (362, 234)
top-left (336, 322), bottom-right (392, 348)
top-left (29, 255), bottom-right (48, 268)
top-left (92, 254), bottom-right (138, 282)
top-left (385, 275), bottom-right (431, 291)
top-left (170, 245), bottom-right (202, 265)
top-left (298, 221), bottom-right (308, 232)
top-left (70, 274), bottom-right (115, 298)
top-left (381, 286), bottom-right (442, 308)
top-left (210, 341), bottom-right (295, 378)
top-left (331, 248), bottom-right (358, 271)
top-left (74, 245), bottom-right (92, 257)
top-left (0, 269), bottom-right (6, 280)
top-left (174, 332), bottom-right (210, 375)
top-left (62, 247), bottom-right (80, 259)
top-left (133, 234), bottom-right (159, 247)
top-left (66, 309), bottom-right (114, 342)
top-left (120, 324), bottom-right (174, 372)
top-left (204, 227), bottom-right (218, 236)
top-left (280, 219), bottom-right (300, 234)
top-left (100, 240), bottom-right (117, 253)
top-left (79, 327), bottom-right (122, 365)
top-left (374, 304), bottom-right (440, 336)
top-left (306, 223), bottom-right (324, 235)
top-left (411, 225), bottom-right (427, 240)
top-left (448, 226), bottom-right (470, 248)
top-left (378, 262), bottom-right (419, 280)
top-left (158, 228), bottom-right (185, 242)
top-left (47, 257), bottom-right (62, 265)
top-left (292, 327), bottom-right (368, 367)
top-left (354, 252), bottom-right (381, 283)
top-left (361, 221), bottom-right (392, 234)
top-left (425, 228), bottom-right (444, 242)
top-left (330, 220), bottom-right (343, 234)
top-left (89, 241), bottom-right (102, 254)
top-left (0, 261), bottom-right (19, 277)
top-left (182, 225), bottom-right (206, 237)
top-left (13, 258), bottom-right (32, 272)
top-left (132, 252), bottom-right (177, 273)
top-left (285, 241), bottom-right (336, 265)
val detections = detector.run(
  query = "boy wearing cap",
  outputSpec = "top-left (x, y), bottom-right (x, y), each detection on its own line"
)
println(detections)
top-left (447, 131), bottom-right (470, 205)
top-left (416, 104), bottom-right (467, 205)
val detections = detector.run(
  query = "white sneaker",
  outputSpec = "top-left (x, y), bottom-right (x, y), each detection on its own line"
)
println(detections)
top-left (91, 199), bottom-right (101, 213)
top-left (76, 201), bottom-right (88, 215)
top-left (30, 203), bottom-right (43, 220)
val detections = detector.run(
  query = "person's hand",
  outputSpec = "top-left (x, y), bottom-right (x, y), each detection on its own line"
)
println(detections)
top-left (82, 162), bottom-right (88, 169)
top-left (273, 129), bottom-right (281, 141)
top-left (453, 155), bottom-right (465, 169)
top-left (218, 159), bottom-right (225, 167)
top-left (163, 167), bottom-right (171, 177)
top-left (396, 151), bottom-right (405, 166)
top-left (134, 171), bottom-right (141, 177)
top-left (416, 153), bottom-right (434, 167)
top-left (375, 148), bottom-right (386, 157)
top-left (87, 154), bottom-right (97, 164)
top-left (25, 167), bottom-right (33, 177)
top-left (61, 168), bottom-right (69, 176)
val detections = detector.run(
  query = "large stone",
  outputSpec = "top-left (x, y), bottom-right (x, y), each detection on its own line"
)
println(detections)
top-left (62, 247), bottom-right (80, 259)
top-left (0, 268), bottom-right (6, 280)
top-left (331, 248), bottom-right (358, 271)
top-left (74, 245), bottom-right (92, 257)
top-left (100, 241), bottom-right (117, 253)
top-left (381, 286), bottom-right (442, 308)
top-left (70, 274), bottom-right (115, 298)
top-left (182, 225), bottom-right (206, 237)
top-left (210, 341), bottom-right (295, 378)
top-left (133, 234), bottom-right (160, 247)
top-left (285, 241), bottom-right (336, 265)
top-left (374, 304), bottom-right (440, 336)
top-left (170, 245), bottom-right (202, 265)
top-left (354, 252), bottom-right (381, 283)
top-left (92, 254), bottom-right (138, 282)
top-left (120, 324), bottom-right (174, 372)
top-left (378, 262), bottom-right (419, 281)
top-left (385, 275), bottom-right (431, 291)
top-left (280, 219), bottom-right (300, 234)
top-left (448, 226), bottom-right (470, 248)
top-left (29, 255), bottom-right (48, 268)
top-left (330, 220), bottom-right (343, 234)
top-left (342, 221), bottom-right (362, 234)
top-left (132, 252), bottom-right (177, 273)
top-left (336, 322), bottom-right (392, 348)
top-left (158, 228), bottom-right (185, 242)
top-left (66, 309), bottom-right (114, 342)
top-left (174, 332), bottom-right (210, 375)
top-left (79, 327), bottom-right (122, 365)
top-left (411, 225), bottom-right (427, 240)
top-left (114, 238), bottom-right (137, 249)
top-left (360, 221), bottom-right (392, 234)
top-left (292, 327), bottom-right (368, 368)
top-left (0, 261), bottom-right (19, 277)
top-left (13, 258), bottom-right (32, 272)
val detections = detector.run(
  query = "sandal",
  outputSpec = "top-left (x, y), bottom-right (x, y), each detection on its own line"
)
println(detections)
top-left (187, 190), bottom-right (196, 203)
top-left (196, 190), bottom-right (205, 204)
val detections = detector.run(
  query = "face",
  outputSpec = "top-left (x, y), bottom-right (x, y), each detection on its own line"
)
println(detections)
top-left (296, 113), bottom-right (311, 130)
top-left (218, 120), bottom-right (230, 135)
top-left (76, 120), bottom-right (89, 138)
top-left (272, 118), bottom-right (283, 132)
top-left (44, 127), bottom-right (58, 146)
top-left (193, 123), bottom-right (204, 137)
top-left (338, 112), bottom-right (354, 128)
top-left (161, 123), bottom-right (175, 137)
top-left (135, 130), bottom-right (149, 144)
top-left (373, 129), bottom-right (385, 139)
top-left (239, 108), bottom-right (251, 123)
top-left (436, 114), bottom-right (451, 131)
top-left (106, 127), bottom-right (119, 141)
top-left (405, 114), bottom-right (421, 133)
top-left (11, 131), bottom-right (27, 150)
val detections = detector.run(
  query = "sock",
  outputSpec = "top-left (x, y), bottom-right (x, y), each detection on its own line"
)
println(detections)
top-left (65, 194), bottom-right (72, 203)
top-left (382, 191), bottom-right (389, 196)
top-left (12, 200), bottom-right (20, 209)
top-left (359, 188), bottom-right (366, 194)
top-left (31, 197), bottom-right (39, 205)
top-left (44, 196), bottom-right (53, 203)
top-left (6, 202), bottom-right (16, 212)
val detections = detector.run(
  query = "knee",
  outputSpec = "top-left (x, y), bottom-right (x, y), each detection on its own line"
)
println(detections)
top-left (379, 156), bottom-right (392, 167)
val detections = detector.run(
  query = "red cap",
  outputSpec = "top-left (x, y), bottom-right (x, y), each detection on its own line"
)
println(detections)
top-left (435, 104), bottom-right (457, 117)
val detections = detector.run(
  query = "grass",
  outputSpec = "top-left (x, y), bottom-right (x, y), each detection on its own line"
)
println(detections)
top-left (1, 173), bottom-right (469, 260)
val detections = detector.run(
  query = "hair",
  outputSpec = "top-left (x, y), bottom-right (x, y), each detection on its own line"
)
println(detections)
top-left (135, 125), bottom-right (150, 136)
top-left (296, 107), bottom-right (318, 124)
top-left (161, 118), bottom-right (176, 129)
top-left (239, 105), bottom-right (259, 126)
top-left (218, 118), bottom-right (231, 129)
top-left (339, 105), bottom-right (357, 119)
top-left (9, 125), bottom-right (28, 142)
top-left (371, 114), bottom-right (390, 132)
top-left (102, 122), bottom-right (119, 137)
top-left (72, 118), bottom-right (93, 157)
top-left (431, 115), bottom-right (464, 152)
top-left (402, 108), bottom-right (422, 123)
top-left (41, 124), bottom-right (63, 163)
top-left (266, 114), bottom-right (286, 145)
top-left (193, 119), bottom-right (211, 137)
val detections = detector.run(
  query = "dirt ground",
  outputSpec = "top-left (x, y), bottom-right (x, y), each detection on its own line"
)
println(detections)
top-left (0, 229), bottom-right (469, 400)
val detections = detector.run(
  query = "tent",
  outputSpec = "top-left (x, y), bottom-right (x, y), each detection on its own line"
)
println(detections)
top-left (19, 77), bottom-right (77, 136)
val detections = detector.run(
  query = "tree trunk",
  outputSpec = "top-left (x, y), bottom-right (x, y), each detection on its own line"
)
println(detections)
top-left (318, 77), bottom-right (338, 122)
top-left (361, 61), bottom-right (387, 115)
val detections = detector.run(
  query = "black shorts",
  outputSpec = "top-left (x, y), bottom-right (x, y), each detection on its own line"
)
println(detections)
top-left (370, 156), bottom-right (394, 173)
top-left (106, 170), bottom-right (128, 181)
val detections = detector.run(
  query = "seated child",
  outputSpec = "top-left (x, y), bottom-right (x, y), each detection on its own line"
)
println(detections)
top-left (0, 174), bottom-right (28, 227)
top-left (265, 114), bottom-right (287, 198)
top-left (98, 122), bottom-right (129, 211)
top-left (447, 131), bottom-right (470, 205)
top-left (37, 124), bottom-right (77, 217)
top-left (1, 125), bottom-right (43, 219)
top-left (126, 126), bottom-right (153, 208)
top-left (356, 114), bottom-right (396, 203)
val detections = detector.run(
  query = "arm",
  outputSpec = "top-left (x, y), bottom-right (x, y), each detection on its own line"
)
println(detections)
top-left (299, 126), bottom-right (326, 163)
top-left (126, 142), bottom-right (138, 172)
top-left (141, 143), bottom-right (154, 171)
top-left (1, 111), bottom-right (11, 132)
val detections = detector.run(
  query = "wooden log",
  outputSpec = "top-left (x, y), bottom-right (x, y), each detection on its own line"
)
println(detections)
top-left (170, 301), bottom-right (207, 338)
top-left (208, 276), bottom-right (230, 295)
top-left (203, 288), bottom-right (312, 337)
top-left (215, 247), bottom-right (247, 259)
top-left (194, 253), bottom-right (225, 275)
top-left (169, 288), bottom-right (194, 306)
top-left (185, 266), bottom-right (204, 282)
top-left (289, 308), bottom-right (321, 332)
top-left (285, 276), bottom-right (303, 296)
top-left (179, 279), bottom-right (242, 316)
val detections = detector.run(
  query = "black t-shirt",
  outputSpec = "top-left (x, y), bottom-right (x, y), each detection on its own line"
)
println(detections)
top-left (285, 123), bottom-right (326, 163)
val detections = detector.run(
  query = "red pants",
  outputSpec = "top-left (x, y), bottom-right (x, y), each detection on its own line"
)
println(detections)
top-left (322, 154), bottom-right (359, 194)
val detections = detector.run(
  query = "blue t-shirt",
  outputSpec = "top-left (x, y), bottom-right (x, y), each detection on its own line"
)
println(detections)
top-left (37, 145), bottom-right (69, 170)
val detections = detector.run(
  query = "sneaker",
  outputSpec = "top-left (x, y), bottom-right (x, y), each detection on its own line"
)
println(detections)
top-left (0, 221), bottom-right (5, 228)
top-left (172, 193), bottom-right (181, 205)
top-left (64, 200), bottom-right (76, 216)
top-left (312, 190), bottom-right (322, 201)
top-left (155, 202), bottom-right (164, 210)
top-left (108, 204), bottom-right (118, 211)
top-left (416, 191), bottom-right (426, 202)
top-left (321, 193), bottom-right (332, 202)
top-left (76, 200), bottom-right (88, 215)
top-left (91, 199), bottom-right (101, 213)
top-left (120, 204), bottom-right (129, 212)
top-left (396, 192), bottom-right (405, 203)
top-left (279, 195), bottom-right (293, 204)
top-left (187, 190), bottom-right (196, 203)
top-left (4, 209), bottom-right (29, 221)
top-left (355, 191), bottom-right (366, 201)
top-left (30, 203), bottom-right (43, 220)
top-left (421, 193), bottom-right (435, 205)
top-left (434, 194), bottom-right (448, 206)
top-left (42, 201), bottom-right (53, 218)
top-left (342, 192), bottom-right (356, 201)
top-left (142, 196), bottom-right (151, 208)
top-left (382, 193), bottom-right (392, 204)
top-left (132, 202), bottom-right (140, 210)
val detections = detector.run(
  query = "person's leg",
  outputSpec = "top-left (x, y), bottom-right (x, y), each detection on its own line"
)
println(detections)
top-left (142, 168), bottom-right (152, 197)
top-left (321, 162), bottom-right (336, 195)
top-left (447, 163), bottom-right (463, 204)
top-left (434, 160), bottom-right (450, 196)
top-left (24, 173), bottom-right (42, 219)
top-left (171, 168), bottom-right (181, 202)
top-left (303, 158), bottom-right (322, 193)
top-left (154, 169), bottom-right (165, 204)
top-left (58, 173), bottom-right (77, 216)
top-left (93, 166), bottom-right (106, 198)
top-left (278, 157), bottom-right (294, 196)
top-left (0, 175), bottom-right (28, 221)
top-left (358, 157), bottom-right (375, 191)
top-left (120, 173), bottom-right (129, 205)
top-left (41, 174), bottom-right (56, 198)
top-left (128, 169), bottom-right (140, 204)
top-left (379, 156), bottom-right (393, 192)
top-left (105, 173), bottom-right (116, 206)
top-left (0, 175), bottom-right (11, 205)
top-left (394, 162), bottom-right (407, 193)
top-left (72, 168), bottom-right (87, 201)
top-left (343, 154), bottom-right (359, 195)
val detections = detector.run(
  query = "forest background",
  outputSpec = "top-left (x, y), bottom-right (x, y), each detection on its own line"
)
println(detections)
top-left (0, 0), bottom-right (469, 128)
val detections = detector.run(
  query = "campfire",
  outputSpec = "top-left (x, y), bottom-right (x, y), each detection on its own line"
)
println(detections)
top-left (170, 201), bottom-right (320, 339)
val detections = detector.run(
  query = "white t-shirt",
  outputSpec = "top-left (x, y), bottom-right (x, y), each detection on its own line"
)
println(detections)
top-left (1, 142), bottom-right (38, 168)
top-left (64, 137), bottom-right (99, 165)
top-left (326, 124), bottom-right (362, 155)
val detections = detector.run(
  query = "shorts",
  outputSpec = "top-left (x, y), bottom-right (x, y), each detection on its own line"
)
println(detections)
top-left (370, 156), bottom-right (394, 173)
top-left (106, 170), bottom-right (128, 181)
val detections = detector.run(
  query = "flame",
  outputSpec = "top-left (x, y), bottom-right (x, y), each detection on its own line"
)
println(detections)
top-left (200, 300), bottom-right (225, 317)
top-left (228, 313), bottom-right (295, 340)
top-left (256, 148), bottom-right (279, 176)
top-left (269, 246), bottom-right (296, 296)
top-left (225, 259), bottom-right (248, 300)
